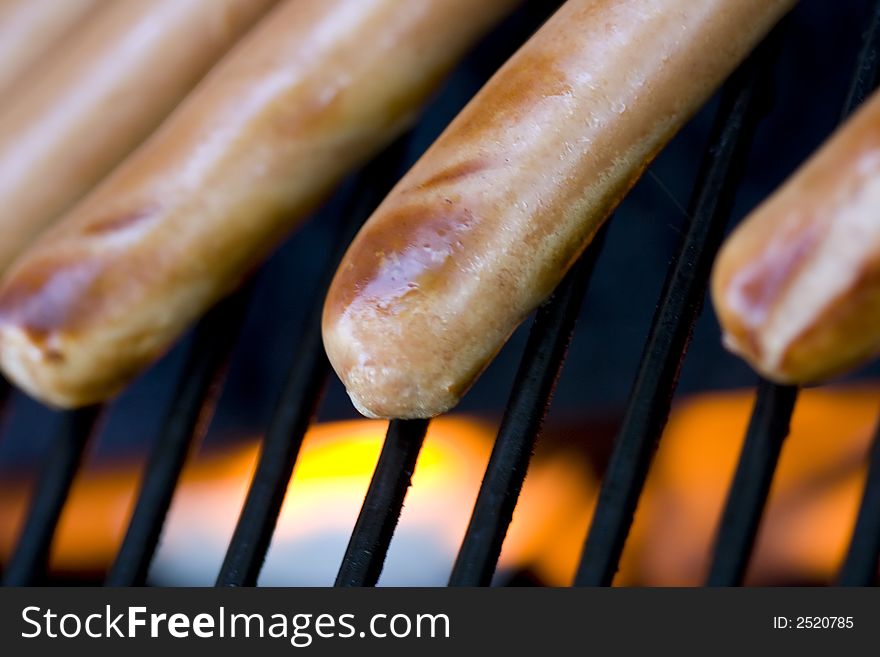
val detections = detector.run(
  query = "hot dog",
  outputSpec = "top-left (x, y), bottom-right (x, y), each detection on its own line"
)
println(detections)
top-left (711, 88), bottom-right (880, 384)
top-left (0, 0), bottom-right (522, 408)
top-left (322, 0), bottom-right (798, 419)
top-left (0, 0), bottom-right (279, 273)
top-left (0, 0), bottom-right (101, 96)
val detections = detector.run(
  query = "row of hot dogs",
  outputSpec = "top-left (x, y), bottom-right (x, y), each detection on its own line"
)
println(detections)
top-left (0, 0), bottom-right (520, 407)
top-left (0, 0), bottom-right (876, 421)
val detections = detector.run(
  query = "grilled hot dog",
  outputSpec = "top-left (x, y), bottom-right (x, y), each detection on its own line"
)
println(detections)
top-left (0, 0), bottom-right (279, 273)
top-left (712, 88), bottom-right (880, 384)
top-left (0, 0), bottom-right (522, 408)
top-left (323, 0), bottom-right (797, 419)
top-left (0, 0), bottom-right (101, 96)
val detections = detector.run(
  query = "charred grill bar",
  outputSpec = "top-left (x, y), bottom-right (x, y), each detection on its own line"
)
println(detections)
top-left (833, 0), bottom-right (880, 588)
top-left (106, 284), bottom-right (253, 586)
top-left (839, 419), bottom-right (880, 585)
top-left (1, 2), bottom-right (880, 589)
top-left (574, 31), bottom-right (779, 587)
top-left (335, 419), bottom-right (430, 587)
top-left (707, 0), bottom-right (880, 587)
top-left (706, 381), bottom-right (799, 586)
top-left (449, 225), bottom-right (608, 587)
top-left (216, 137), bottom-right (411, 587)
top-left (2, 406), bottom-right (102, 586)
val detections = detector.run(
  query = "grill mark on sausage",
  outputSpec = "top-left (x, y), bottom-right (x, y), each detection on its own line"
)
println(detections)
top-left (417, 158), bottom-right (488, 189)
top-left (328, 201), bottom-right (475, 318)
top-left (727, 219), bottom-right (823, 331)
top-left (82, 205), bottom-right (159, 236)
top-left (0, 252), bottom-right (103, 338)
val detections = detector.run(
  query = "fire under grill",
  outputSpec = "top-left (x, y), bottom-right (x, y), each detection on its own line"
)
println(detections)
top-left (2, 1), bottom-right (880, 588)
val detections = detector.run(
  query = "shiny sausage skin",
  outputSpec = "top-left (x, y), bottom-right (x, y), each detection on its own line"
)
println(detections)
top-left (0, 0), bottom-right (102, 96)
top-left (0, 0), bottom-right (522, 408)
top-left (0, 0), bottom-right (279, 274)
top-left (323, 0), bottom-right (797, 419)
top-left (712, 89), bottom-right (880, 384)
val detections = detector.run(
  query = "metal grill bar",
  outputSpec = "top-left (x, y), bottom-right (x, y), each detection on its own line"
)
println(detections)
top-left (448, 226), bottom-right (608, 587)
top-left (0, 3), bottom-right (876, 592)
top-left (216, 138), bottom-right (409, 587)
top-left (2, 406), bottom-right (101, 585)
top-left (841, 0), bottom-right (880, 121)
top-left (335, 419), bottom-right (430, 587)
top-left (838, 420), bottom-right (880, 585)
top-left (706, 0), bottom-right (880, 587)
top-left (0, 378), bottom-right (12, 424)
top-left (572, 38), bottom-right (776, 587)
top-left (706, 381), bottom-right (798, 586)
top-left (106, 286), bottom-right (252, 586)
top-left (833, 0), bottom-right (880, 590)
top-left (215, 290), bottom-right (329, 588)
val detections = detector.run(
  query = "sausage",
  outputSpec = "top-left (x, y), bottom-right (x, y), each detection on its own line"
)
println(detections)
top-left (322, 0), bottom-right (798, 419)
top-left (0, 0), bottom-right (102, 96)
top-left (711, 89), bottom-right (880, 384)
top-left (0, 0), bottom-right (523, 408)
top-left (0, 0), bottom-right (279, 274)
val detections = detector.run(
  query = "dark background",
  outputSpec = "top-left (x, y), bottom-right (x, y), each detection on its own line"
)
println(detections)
top-left (0, 0), bottom-right (875, 470)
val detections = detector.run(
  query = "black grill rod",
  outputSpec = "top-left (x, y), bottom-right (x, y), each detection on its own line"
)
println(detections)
top-left (448, 226), bottom-right (608, 587)
top-left (105, 286), bottom-right (252, 586)
top-left (839, 417), bottom-right (880, 585)
top-left (708, 0), bottom-right (880, 588)
top-left (706, 381), bottom-right (798, 586)
top-left (0, 377), bottom-right (12, 417)
top-left (834, 0), bottom-right (880, 589)
top-left (2, 406), bottom-right (102, 586)
top-left (841, 0), bottom-right (880, 122)
top-left (572, 36), bottom-right (778, 586)
top-left (216, 136), bottom-right (410, 587)
top-left (0, 377), bottom-right (15, 444)
top-left (335, 419), bottom-right (430, 587)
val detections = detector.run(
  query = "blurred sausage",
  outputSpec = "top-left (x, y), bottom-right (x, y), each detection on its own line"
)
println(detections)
top-left (0, 0), bottom-right (522, 408)
top-left (0, 0), bottom-right (101, 96)
top-left (0, 0), bottom-right (279, 272)
top-left (712, 88), bottom-right (880, 384)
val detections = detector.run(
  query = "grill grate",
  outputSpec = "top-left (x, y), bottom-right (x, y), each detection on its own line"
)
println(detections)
top-left (706, 381), bottom-right (799, 586)
top-left (449, 225), bottom-right (608, 587)
top-left (3, 406), bottom-right (101, 586)
top-left (216, 135), bottom-right (411, 587)
top-left (840, 419), bottom-right (880, 585)
top-left (106, 284), bottom-right (252, 586)
top-left (829, 0), bottom-right (880, 588)
top-left (2, 1), bottom-right (880, 588)
top-left (575, 31), bottom-right (779, 587)
top-left (336, 419), bottom-right (430, 587)
top-left (707, 0), bottom-right (880, 587)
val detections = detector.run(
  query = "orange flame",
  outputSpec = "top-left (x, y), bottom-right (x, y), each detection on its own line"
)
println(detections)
top-left (620, 385), bottom-right (877, 585)
top-left (1, 386), bottom-right (877, 585)
top-left (0, 416), bottom-right (596, 585)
